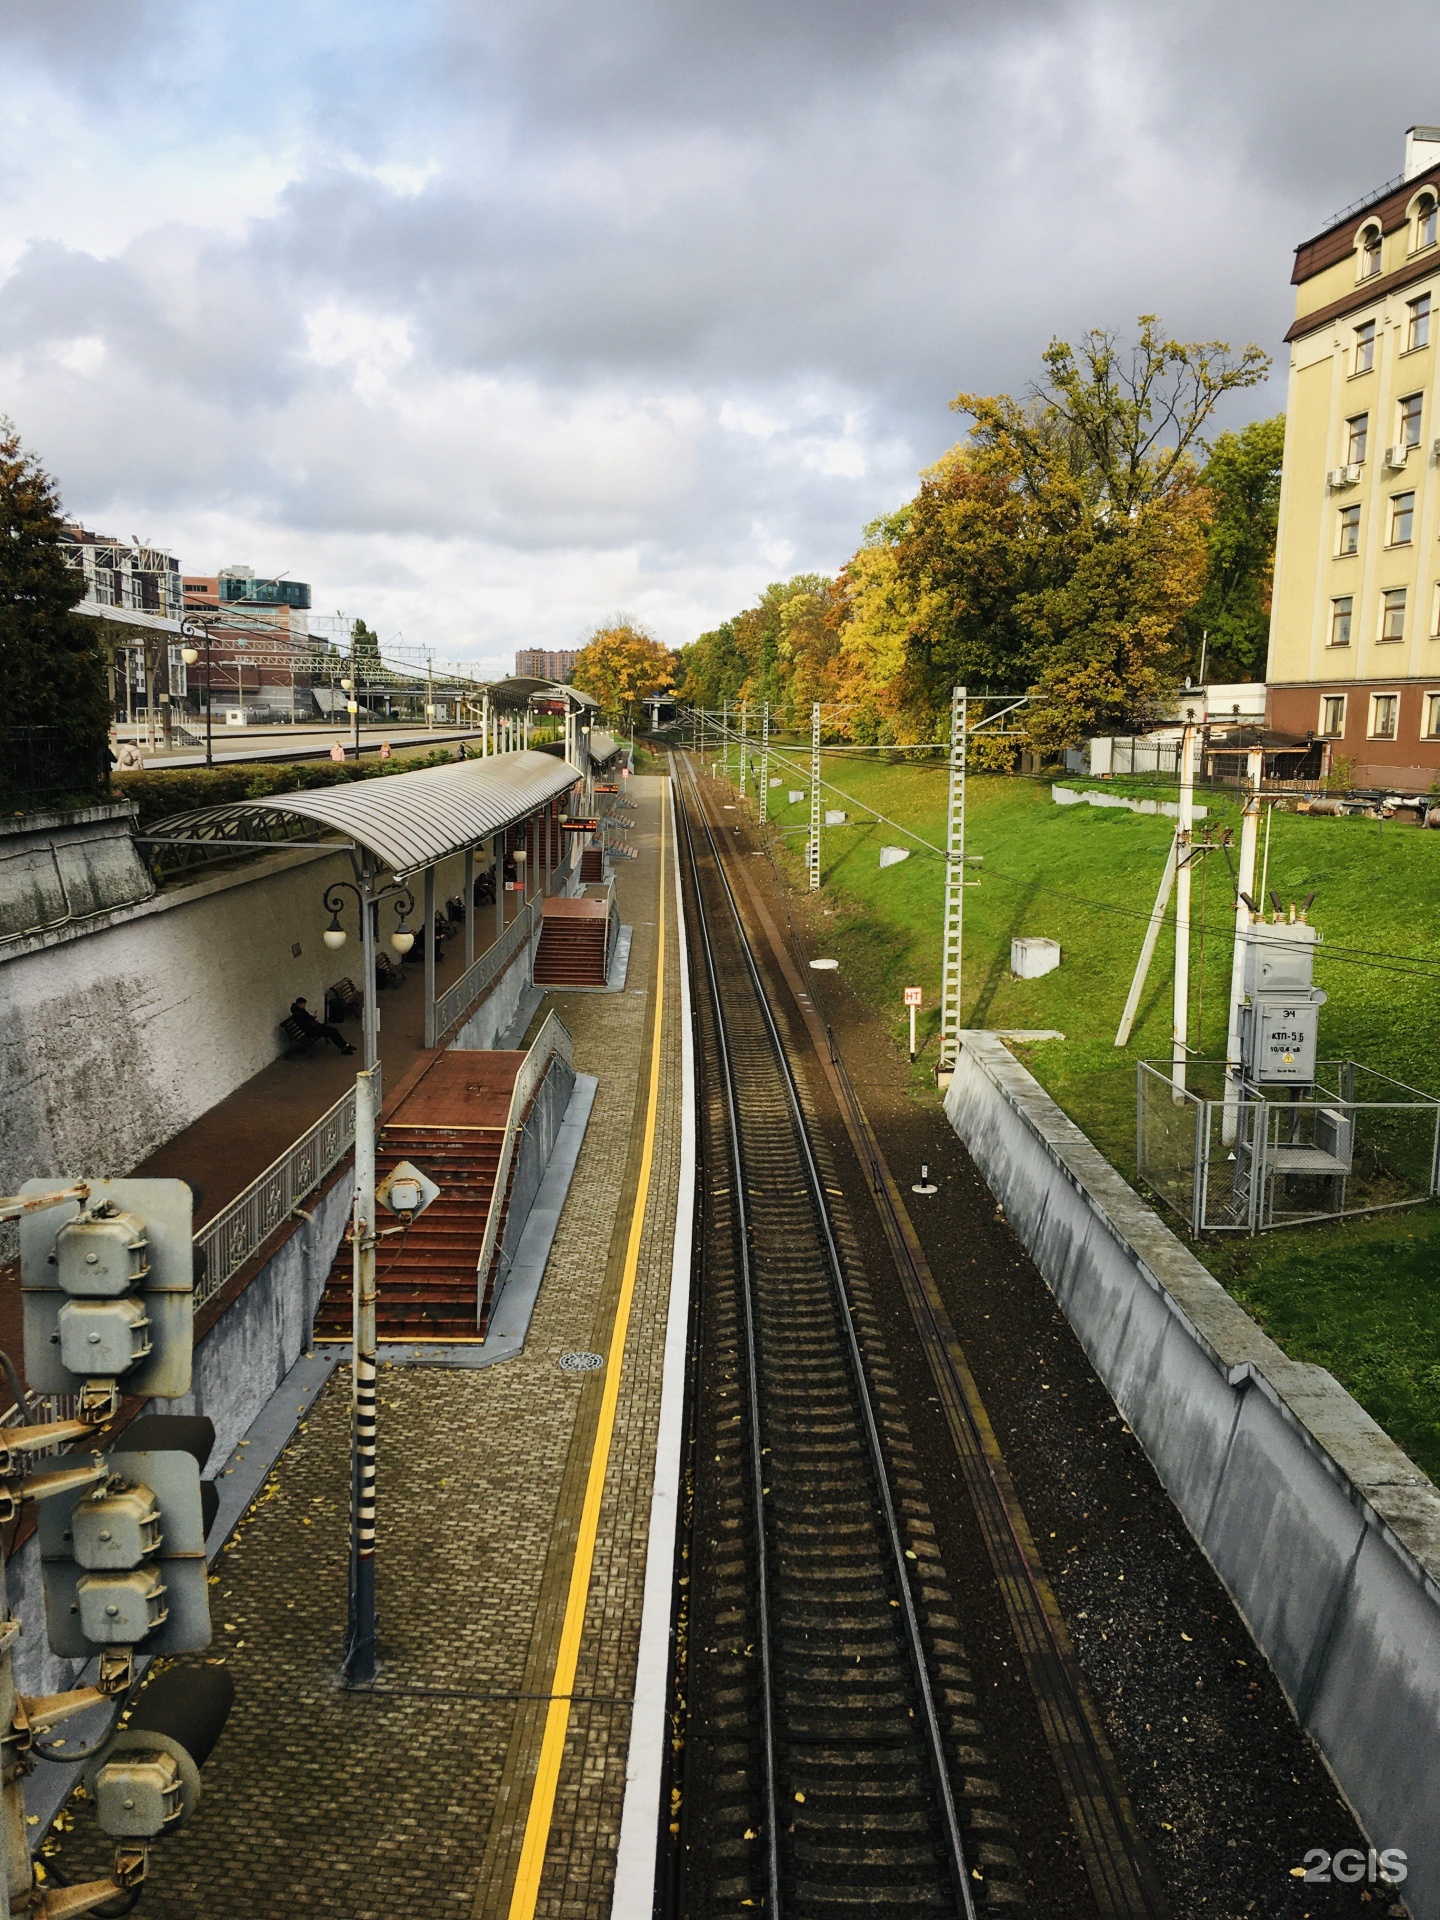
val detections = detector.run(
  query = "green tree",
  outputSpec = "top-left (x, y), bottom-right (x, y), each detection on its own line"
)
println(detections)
top-left (0, 420), bottom-right (110, 796)
top-left (573, 620), bottom-right (676, 722)
top-left (1183, 414), bottom-right (1286, 682)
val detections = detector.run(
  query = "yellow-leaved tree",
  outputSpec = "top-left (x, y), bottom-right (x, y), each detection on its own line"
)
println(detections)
top-left (572, 621), bottom-right (677, 723)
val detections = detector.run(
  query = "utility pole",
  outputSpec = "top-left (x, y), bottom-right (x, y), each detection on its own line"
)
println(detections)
top-left (938, 687), bottom-right (968, 1073)
top-left (426, 652), bottom-right (435, 733)
top-left (760, 701), bottom-right (770, 823)
top-left (1172, 723), bottom-right (1196, 1098)
top-left (349, 622), bottom-right (361, 757)
top-left (721, 697), bottom-right (729, 784)
top-left (1223, 745), bottom-right (1265, 1140)
top-left (808, 702), bottom-right (821, 891)
top-left (740, 699), bottom-right (748, 798)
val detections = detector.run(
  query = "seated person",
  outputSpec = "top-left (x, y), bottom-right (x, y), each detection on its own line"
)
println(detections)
top-left (289, 997), bottom-right (356, 1054)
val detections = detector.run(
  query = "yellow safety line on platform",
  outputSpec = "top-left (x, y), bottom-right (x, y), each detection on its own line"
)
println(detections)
top-left (505, 791), bottom-right (668, 1920)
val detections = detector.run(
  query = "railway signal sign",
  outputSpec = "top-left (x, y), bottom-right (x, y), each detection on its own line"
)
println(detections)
top-left (904, 987), bottom-right (922, 1061)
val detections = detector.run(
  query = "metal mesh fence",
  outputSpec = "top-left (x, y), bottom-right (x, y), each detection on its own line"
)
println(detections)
top-left (1139, 1060), bottom-right (1440, 1234)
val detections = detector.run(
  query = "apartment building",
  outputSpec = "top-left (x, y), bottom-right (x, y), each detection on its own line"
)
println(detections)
top-left (1269, 126), bottom-right (1440, 788)
top-left (515, 648), bottom-right (577, 682)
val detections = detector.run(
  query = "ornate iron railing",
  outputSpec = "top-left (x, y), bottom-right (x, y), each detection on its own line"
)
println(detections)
top-left (427, 841), bottom-right (579, 1046)
top-left (192, 1069), bottom-right (378, 1310)
top-left (473, 1012), bottom-right (574, 1322)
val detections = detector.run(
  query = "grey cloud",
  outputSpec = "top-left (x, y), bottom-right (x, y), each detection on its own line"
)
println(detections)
top-left (6, 0), bottom-right (1440, 650)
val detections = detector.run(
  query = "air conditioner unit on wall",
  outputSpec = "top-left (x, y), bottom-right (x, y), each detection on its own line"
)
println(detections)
top-left (1327, 466), bottom-right (1360, 489)
top-left (1383, 445), bottom-right (1408, 470)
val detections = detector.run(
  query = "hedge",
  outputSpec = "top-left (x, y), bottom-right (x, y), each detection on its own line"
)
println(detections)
top-left (113, 745), bottom-right (461, 830)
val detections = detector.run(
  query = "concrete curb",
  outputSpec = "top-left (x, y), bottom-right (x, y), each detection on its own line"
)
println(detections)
top-left (945, 1032), bottom-right (1440, 1919)
top-left (612, 784), bottom-right (695, 1914)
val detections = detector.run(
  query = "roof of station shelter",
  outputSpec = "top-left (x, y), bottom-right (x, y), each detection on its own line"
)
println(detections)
top-left (589, 729), bottom-right (621, 763)
top-left (139, 749), bottom-right (581, 881)
top-left (486, 675), bottom-right (599, 712)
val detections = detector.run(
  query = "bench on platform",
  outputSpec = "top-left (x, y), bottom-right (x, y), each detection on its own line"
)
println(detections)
top-left (280, 1015), bottom-right (321, 1059)
top-left (326, 976), bottom-right (364, 1021)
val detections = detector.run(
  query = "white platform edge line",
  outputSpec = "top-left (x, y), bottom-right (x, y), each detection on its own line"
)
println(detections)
top-left (611, 778), bottom-right (695, 1916)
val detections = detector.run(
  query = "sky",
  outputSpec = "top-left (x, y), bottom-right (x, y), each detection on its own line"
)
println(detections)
top-left (3, 0), bottom-right (1440, 677)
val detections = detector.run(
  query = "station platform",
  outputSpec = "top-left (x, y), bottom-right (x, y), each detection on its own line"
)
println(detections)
top-left (43, 773), bottom-right (690, 1920)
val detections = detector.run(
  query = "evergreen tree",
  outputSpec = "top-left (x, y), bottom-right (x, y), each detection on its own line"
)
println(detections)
top-left (0, 421), bottom-right (110, 795)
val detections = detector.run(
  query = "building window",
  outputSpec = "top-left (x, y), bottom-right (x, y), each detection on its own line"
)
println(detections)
top-left (1320, 694), bottom-right (1347, 738)
top-left (1417, 196), bottom-right (1438, 251)
top-left (1330, 595), bottom-right (1354, 646)
top-left (1408, 292), bottom-right (1432, 350)
top-left (1381, 587), bottom-right (1408, 640)
top-left (1426, 692), bottom-right (1440, 738)
top-left (1354, 320), bottom-right (1376, 373)
top-left (1360, 225), bottom-right (1383, 277)
top-left (1390, 491), bottom-right (1416, 544)
top-left (1369, 692), bottom-right (1400, 738)
top-left (1400, 392), bottom-right (1424, 446)
top-left (1337, 504), bottom-right (1361, 554)
top-left (1347, 413), bottom-right (1369, 463)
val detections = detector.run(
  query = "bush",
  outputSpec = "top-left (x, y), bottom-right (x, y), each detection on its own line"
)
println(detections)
top-left (114, 746), bottom-right (459, 830)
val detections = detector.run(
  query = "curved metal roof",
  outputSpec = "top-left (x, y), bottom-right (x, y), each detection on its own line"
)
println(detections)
top-left (141, 749), bottom-right (581, 879)
top-left (485, 676), bottom-right (599, 711)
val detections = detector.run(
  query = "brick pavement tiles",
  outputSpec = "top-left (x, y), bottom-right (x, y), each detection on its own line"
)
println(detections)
top-left (41, 778), bottom-right (686, 1920)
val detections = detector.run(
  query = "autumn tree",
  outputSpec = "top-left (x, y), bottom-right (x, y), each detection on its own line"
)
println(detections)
top-left (1182, 414), bottom-right (1285, 682)
top-left (572, 620), bottom-right (677, 722)
top-left (0, 420), bottom-right (110, 799)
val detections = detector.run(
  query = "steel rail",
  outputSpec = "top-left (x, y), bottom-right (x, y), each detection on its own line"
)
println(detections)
top-left (725, 759), bottom-right (1170, 1919)
top-left (674, 762), bottom-right (784, 1912)
top-left (674, 754), bottom-right (974, 1918)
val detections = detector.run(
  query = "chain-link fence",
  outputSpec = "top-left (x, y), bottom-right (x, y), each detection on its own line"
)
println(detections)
top-left (1138, 1059), bottom-right (1440, 1234)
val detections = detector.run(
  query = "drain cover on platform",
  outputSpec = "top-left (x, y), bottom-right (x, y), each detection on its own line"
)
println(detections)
top-left (558, 1351), bottom-right (605, 1372)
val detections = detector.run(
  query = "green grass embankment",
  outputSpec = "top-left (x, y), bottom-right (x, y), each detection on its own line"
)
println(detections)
top-left (738, 747), bottom-right (1440, 1479)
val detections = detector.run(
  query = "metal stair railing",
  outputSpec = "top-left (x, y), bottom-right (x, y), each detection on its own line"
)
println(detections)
top-left (472, 1010), bottom-right (575, 1325)
top-left (193, 1067), bottom-right (379, 1311)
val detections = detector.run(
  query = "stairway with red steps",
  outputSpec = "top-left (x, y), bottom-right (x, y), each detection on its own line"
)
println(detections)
top-left (313, 1052), bottom-right (524, 1342)
top-left (532, 895), bottom-right (609, 987)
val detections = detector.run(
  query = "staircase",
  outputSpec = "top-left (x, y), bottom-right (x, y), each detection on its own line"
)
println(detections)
top-left (313, 1050), bottom-right (528, 1341)
top-left (313, 1125), bottom-right (513, 1340)
top-left (532, 897), bottom-right (610, 987)
top-left (579, 846), bottom-right (605, 883)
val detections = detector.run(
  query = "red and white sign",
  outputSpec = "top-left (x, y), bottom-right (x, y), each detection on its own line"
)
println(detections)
top-left (903, 986), bottom-right (923, 1007)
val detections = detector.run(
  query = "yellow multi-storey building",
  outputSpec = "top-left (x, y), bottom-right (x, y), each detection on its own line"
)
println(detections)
top-left (1270, 126), bottom-right (1440, 789)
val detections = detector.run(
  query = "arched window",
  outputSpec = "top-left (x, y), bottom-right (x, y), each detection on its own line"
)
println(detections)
top-left (1416, 194), bottom-right (1438, 251)
top-left (1359, 223), bottom-right (1383, 278)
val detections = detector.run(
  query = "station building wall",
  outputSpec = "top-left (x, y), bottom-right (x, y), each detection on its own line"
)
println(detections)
top-left (0, 844), bottom-right (354, 1215)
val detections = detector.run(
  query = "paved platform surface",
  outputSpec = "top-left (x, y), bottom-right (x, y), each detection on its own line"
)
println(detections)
top-left (43, 776), bottom-right (685, 1920)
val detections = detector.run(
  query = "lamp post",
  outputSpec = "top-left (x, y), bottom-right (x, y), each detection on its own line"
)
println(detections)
top-left (179, 621), bottom-right (213, 768)
top-left (318, 872), bottom-right (416, 1684)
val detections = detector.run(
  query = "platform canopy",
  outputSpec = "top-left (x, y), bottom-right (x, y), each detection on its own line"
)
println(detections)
top-left (588, 729), bottom-right (622, 764)
top-left (137, 749), bottom-right (582, 880)
top-left (485, 675), bottom-right (599, 713)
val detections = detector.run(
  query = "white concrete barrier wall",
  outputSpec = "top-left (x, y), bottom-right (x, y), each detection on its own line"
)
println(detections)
top-left (945, 1034), bottom-right (1440, 1920)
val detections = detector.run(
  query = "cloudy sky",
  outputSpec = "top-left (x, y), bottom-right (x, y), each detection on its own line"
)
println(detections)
top-left (3, 1), bottom-right (1438, 674)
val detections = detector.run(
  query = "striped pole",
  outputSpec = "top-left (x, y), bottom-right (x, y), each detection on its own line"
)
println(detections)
top-left (343, 1063), bottom-right (379, 1685)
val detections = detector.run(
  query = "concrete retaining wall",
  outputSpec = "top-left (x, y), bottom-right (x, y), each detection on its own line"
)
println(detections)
top-left (945, 1033), bottom-right (1440, 1919)
top-left (450, 919), bottom-right (544, 1051)
top-left (0, 845), bottom-right (352, 1222)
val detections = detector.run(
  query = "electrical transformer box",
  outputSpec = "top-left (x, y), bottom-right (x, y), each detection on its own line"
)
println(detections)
top-left (1239, 994), bottom-right (1325, 1084)
top-left (1241, 920), bottom-right (1319, 998)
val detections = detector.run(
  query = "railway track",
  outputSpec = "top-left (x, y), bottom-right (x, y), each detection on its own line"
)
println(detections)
top-left (669, 757), bottom-right (991, 1917)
